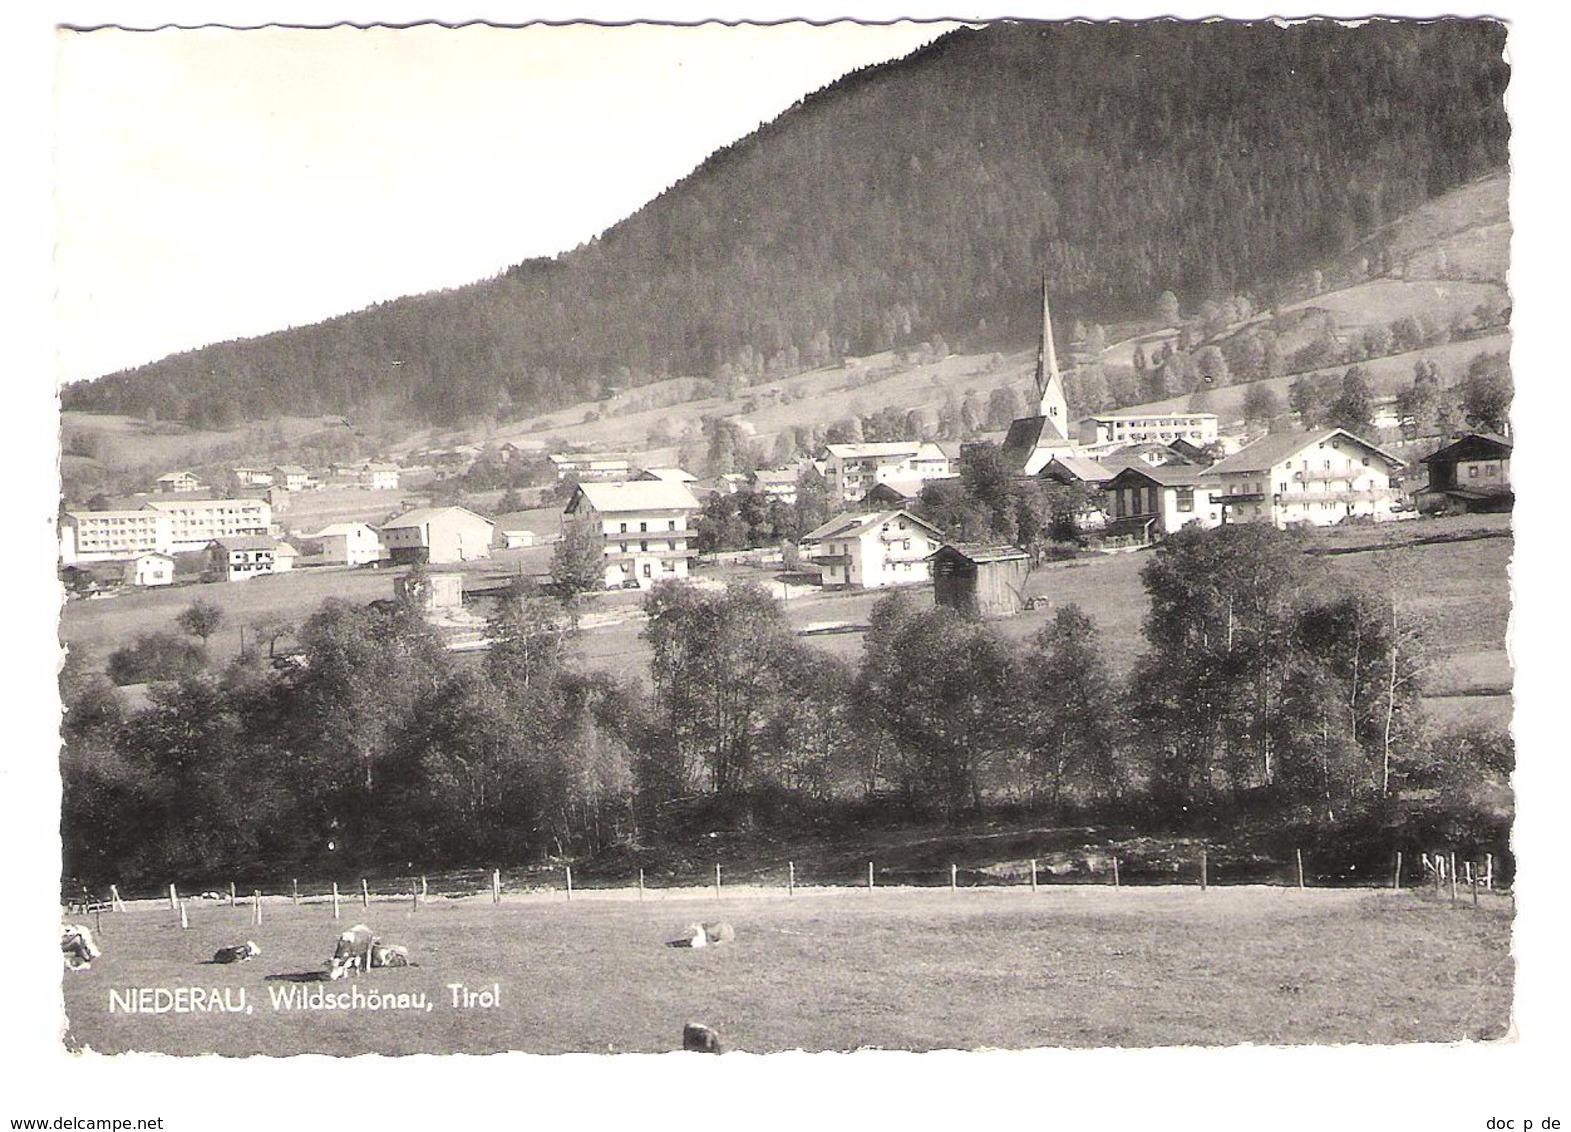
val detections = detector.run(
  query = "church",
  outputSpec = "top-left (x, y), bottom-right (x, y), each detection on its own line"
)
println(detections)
top-left (998, 279), bottom-right (1076, 476)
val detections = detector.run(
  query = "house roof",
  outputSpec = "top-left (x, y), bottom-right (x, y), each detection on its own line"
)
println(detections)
top-left (142, 497), bottom-right (266, 512)
top-left (309, 522), bottom-right (376, 538)
top-left (1203, 428), bottom-right (1406, 476)
top-left (156, 470), bottom-right (197, 481)
top-left (209, 535), bottom-right (281, 552)
top-left (1041, 455), bottom-right (1116, 483)
top-left (272, 465), bottom-right (309, 475)
top-left (801, 508), bottom-right (944, 544)
top-left (637, 466), bottom-right (698, 483)
top-left (1419, 432), bottom-right (1513, 464)
top-left (492, 511), bottom-right (539, 532)
top-left (1106, 463), bottom-right (1212, 488)
top-left (864, 481), bottom-right (921, 503)
top-left (927, 542), bottom-right (1029, 565)
top-left (360, 462), bottom-right (400, 473)
top-left (566, 480), bottom-right (700, 515)
top-left (825, 442), bottom-right (922, 460)
top-left (381, 506), bottom-right (496, 530)
top-left (750, 468), bottom-right (798, 486)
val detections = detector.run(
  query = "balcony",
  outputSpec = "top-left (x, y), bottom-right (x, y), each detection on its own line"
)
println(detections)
top-left (811, 553), bottom-right (851, 566)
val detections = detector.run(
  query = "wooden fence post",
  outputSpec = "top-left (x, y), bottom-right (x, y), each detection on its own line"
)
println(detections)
top-left (331, 882), bottom-right (340, 920)
top-left (1112, 857), bottom-right (1120, 888)
top-left (361, 878), bottom-right (370, 910)
top-left (1392, 851), bottom-right (1402, 891)
top-left (565, 866), bottom-right (573, 902)
top-left (1471, 867), bottom-right (1479, 909)
top-left (787, 861), bottom-right (794, 896)
top-left (1200, 850), bottom-right (1208, 892)
top-left (1030, 859), bottom-right (1038, 893)
top-left (1296, 849), bottom-right (1305, 890)
top-left (1449, 851), bottom-right (1458, 903)
top-left (229, 881), bottom-right (236, 907)
top-left (168, 883), bottom-right (179, 911)
top-left (253, 891), bottom-right (262, 926)
top-left (1484, 853), bottom-right (1493, 890)
top-left (491, 869), bottom-right (501, 905)
top-left (421, 876), bottom-right (428, 901)
top-left (179, 900), bottom-right (188, 930)
top-left (867, 862), bottom-right (874, 891)
top-left (714, 863), bottom-right (721, 899)
top-left (950, 863), bottom-right (957, 891)
top-left (109, 885), bottom-right (126, 913)
top-left (638, 868), bottom-right (645, 900)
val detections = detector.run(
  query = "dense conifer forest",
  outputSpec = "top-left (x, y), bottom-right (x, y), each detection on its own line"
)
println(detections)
top-left (63, 19), bottom-right (1508, 428)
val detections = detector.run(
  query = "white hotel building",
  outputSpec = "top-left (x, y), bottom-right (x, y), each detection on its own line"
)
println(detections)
top-left (1078, 411), bottom-right (1219, 450)
top-left (60, 498), bottom-right (272, 564)
top-left (564, 480), bottom-right (701, 590)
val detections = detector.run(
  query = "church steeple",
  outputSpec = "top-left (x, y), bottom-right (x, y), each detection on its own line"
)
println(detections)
top-left (1033, 276), bottom-right (1069, 434)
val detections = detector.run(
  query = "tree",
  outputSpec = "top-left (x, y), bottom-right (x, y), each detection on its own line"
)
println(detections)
top-left (249, 616), bottom-right (296, 659)
top-left (485, 578), bottom-right (574, 695)
top-left (551, 518), bottom-right (606, 595)
top-left (1462, 352), bottom-right (1511, 433)
top-left (176, 599), bottom-right (226, 648)
top-left (1156, 291), bottom-right (1181, 327)
top-left (1017, 606), bottom-right (1121, 810)
top-left (1327, 366), bottom-right (1375, 434)
top-left (1243, 383), bottom-right (1283, 426)
top-left (106, 632), bottom-right (207, 686)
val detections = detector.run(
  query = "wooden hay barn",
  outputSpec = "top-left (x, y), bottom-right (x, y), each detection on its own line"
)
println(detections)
top-left (927, 543), bottom-right (1031, 619)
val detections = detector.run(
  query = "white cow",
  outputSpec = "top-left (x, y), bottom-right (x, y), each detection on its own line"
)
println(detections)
top-left (213, 941), bottom-right (261, 964)
top-left (328, 924), bottom-right (376, 979)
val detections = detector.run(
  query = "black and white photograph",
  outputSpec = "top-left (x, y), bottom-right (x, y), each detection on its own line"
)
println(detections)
top-left (5, 1), bottom-right (1566, 1127)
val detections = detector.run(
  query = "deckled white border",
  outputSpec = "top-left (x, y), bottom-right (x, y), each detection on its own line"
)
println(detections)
top-left (4, 4), bottom-right (1562, 1129)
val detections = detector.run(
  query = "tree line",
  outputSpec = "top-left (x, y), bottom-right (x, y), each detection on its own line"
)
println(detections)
top-left (61, 524), bottom-right (1508, 890)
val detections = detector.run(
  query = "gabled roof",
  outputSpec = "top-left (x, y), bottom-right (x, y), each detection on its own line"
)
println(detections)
top-left (209, 535), bottom-right (281, 552)
top-left (637, 466), bottom-right (699, 483)
top-left (1202, 428), bottom-right (1405, 476)
top-left (566, 480), bottom-right (700, 515)
top-left (801, 508), bottom-right (944, 544)
top-left (360, 462), bottom-right (400, 473)
top-left (272, 464), bottom-right (309, 475)
top-left (309, 521), bottom-right (377, 538)
top-left (825, 442), bottom-right (923, 460)
top-left (1042, 455), bottom-right (1116, 483)
top-left (156, 470), bottom-right (197, 481)
top-left (381, 506), bottom-right (496, 530)
top-left (1419, 432), bottom-right (1513, 464)
top-left (750, 468), bottom-right (798, 486)
top-left (927, 542), bottom-right (1029, 565)
top-left (1106, 463), bottom-right (1212, 488)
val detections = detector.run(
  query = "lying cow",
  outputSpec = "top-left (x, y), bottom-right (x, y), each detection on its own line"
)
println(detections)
top-left (667, 921), bottom-right (735, 949)
top-left (371, 943), bottom-right (410, 969)
top-left (61, 924), bottom-right (102, 971)
top-left (213, 941), bottom-right (261, 964)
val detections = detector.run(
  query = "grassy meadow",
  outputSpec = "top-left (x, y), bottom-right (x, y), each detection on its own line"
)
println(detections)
top-left (62, 885), bottom-right (1512, 1055)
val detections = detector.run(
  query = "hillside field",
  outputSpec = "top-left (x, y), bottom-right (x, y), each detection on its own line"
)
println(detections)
top-left (62, 884), bottom-right (1511, 1055)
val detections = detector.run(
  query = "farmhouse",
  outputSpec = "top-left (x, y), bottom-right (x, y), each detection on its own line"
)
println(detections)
top-left (824, 441), bottom-right (957, 503)
top-left (356, 462), bottom-right (401, 491)
top-left (1103, 464), bottom-right (1222, 543)
top-left (304, 522), bottom-right (387, 566)
top-left (205, 535), bottom-right (295, 581)
top-left (748, 467), bottom-right (800, 504)
top-left (1415, 433), bottom-right (1513, 514)
top-left (379, 506), bottom-right (495, 565)
top-left (1201, 428), bottom-right (1405, 528)
top-left (271, 465), bottom-right (314, 492)
top-left (122, 552), bottom-right (175, 588)
top-left (154, 470), bottom-right (203, 494)
top-left (799, 508), bottom-right (944, 590)
top-left (928, 543), bottom-right (1031, 618)
top-left (231, 465), bottom-right (274, 487)
top-left (564, 480), bottom-right (701, 590)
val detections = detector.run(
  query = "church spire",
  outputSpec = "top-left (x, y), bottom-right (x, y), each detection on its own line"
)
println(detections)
top-left (1033, 276), bottom-right (1069, 432)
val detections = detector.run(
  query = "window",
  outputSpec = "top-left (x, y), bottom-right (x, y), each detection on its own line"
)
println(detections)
top-left (1176, 487), bottom-right (1194, 513)
top-left (1468, 466), bottom-right (1479, 479)
top-left (669, 520), bottom-right (677, 530)
top-left (903, 539), bottom-right (911, 550)
top-left (618, 522), bottom-right (627, 533)
top-left (1279, 482), bottom-right (1288, 494)
top-left (640, 540), bottom-right (649, 551)
top-left (639, 522), bottom-right (647, 533)
top-left (642, 563), bottom-right (652, 578)
top-left (619, 543), bottom-right (628, 553)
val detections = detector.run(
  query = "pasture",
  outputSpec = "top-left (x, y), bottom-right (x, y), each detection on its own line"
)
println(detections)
top-left (62, 885), bottom-right (1512, 1055)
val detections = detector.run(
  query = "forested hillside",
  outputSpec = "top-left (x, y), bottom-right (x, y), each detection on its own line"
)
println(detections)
top-left (63, 19), bottom-right (1508, 427)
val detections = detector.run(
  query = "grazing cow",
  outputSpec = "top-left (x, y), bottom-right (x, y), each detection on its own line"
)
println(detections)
top-left (213, 941), bottom-right (261, 964)
top-left (61, 924), bottom-right (102, 971)
top-left (703, 922), bottom-right (735, 945)
top-left (327, 924), bottom-right (377, 980)
top-left (682, 1023), bottom-right (723, 1053)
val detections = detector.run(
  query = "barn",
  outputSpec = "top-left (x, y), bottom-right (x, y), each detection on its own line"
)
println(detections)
top-left (927, 543), bottom-right (1031, 619)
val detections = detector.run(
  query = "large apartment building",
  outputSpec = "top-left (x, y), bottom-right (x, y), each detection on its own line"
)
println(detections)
top-left (823, 441), bottom-right (957, 503)
top-left (60, 498), bottom-right (272, 564)
top-left (1078, 412), bottom-right (1220, 450)
top-left (564, 480), bottom-right (700, 590)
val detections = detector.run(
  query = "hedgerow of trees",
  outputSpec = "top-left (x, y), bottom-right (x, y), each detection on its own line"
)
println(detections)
top-left (61, 524), bottom-right (1508, 890)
